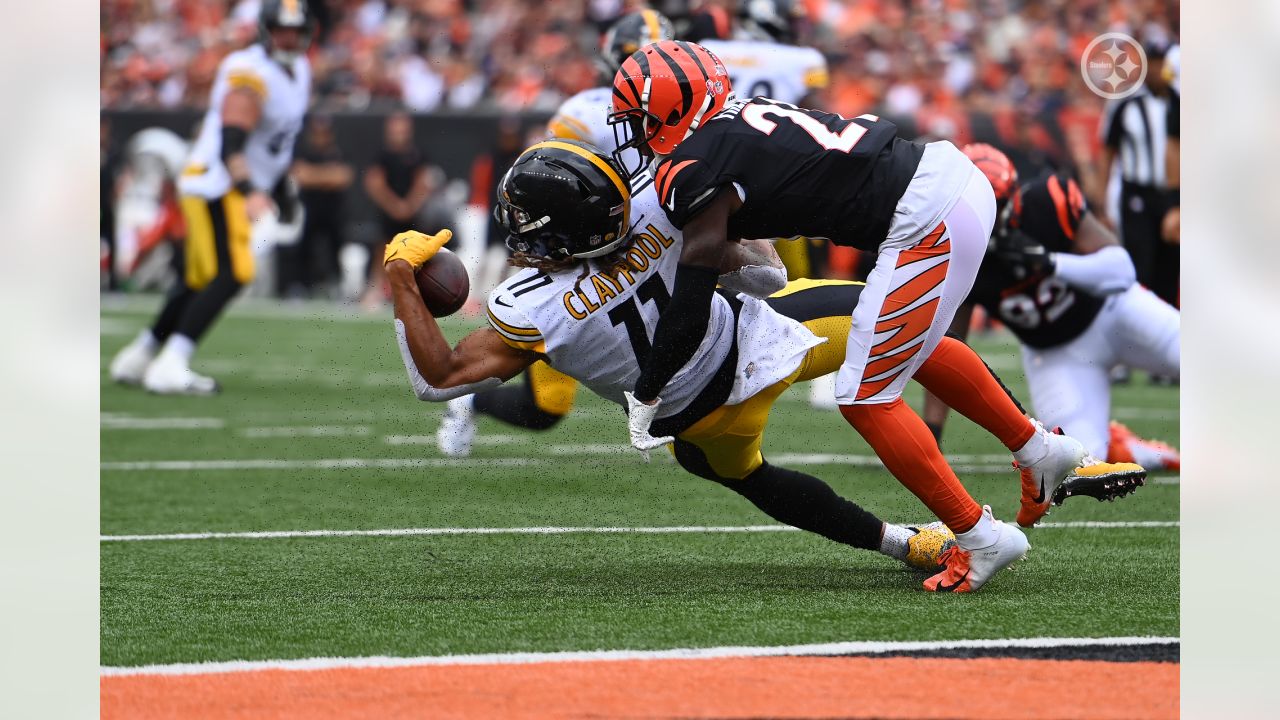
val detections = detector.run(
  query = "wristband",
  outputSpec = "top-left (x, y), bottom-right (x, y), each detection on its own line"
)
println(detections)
top-left (232, 179), bottom-right (255, 196)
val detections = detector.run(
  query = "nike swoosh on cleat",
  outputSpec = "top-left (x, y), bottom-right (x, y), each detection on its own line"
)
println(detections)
top-left (1032, 479), bottom-right (1046, 504)
top-left (935, 571), bottom-right (969, 592)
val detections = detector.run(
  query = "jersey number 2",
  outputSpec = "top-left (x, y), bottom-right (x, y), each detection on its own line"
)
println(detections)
top-left (608, 274), bottom-right (671, 362)
top-left (741, 103), bottom-right (874, 153)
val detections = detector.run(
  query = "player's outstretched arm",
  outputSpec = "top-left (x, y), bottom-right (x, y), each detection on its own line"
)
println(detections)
top-left (387, 235), bottom-right (536, 401)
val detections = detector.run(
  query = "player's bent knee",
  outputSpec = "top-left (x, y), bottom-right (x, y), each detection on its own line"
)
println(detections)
top-left (673, 439), bottom-right (756, 483)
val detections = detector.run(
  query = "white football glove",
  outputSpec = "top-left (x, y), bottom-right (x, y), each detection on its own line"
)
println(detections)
top-left (624, 391), bottom-right (675, 461)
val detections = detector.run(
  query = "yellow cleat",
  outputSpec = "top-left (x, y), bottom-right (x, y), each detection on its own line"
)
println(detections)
top-left (904, 521), bottom-right (957, 572)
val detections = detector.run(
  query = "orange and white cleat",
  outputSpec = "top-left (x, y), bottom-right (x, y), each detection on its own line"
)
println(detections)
top-left (1108, 421), bottom-right (1180, 472)
top-left (924, 506), bottom-right (1028, 593)
top-left (1015, 426), bottom-right (1146, 527)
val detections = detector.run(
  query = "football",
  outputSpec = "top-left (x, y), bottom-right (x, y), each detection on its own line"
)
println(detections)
top-left (414, 248), bottom-right (470, 317)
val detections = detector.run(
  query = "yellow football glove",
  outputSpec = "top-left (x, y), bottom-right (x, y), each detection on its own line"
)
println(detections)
top-left (384, 229), bottom-right (453, 270)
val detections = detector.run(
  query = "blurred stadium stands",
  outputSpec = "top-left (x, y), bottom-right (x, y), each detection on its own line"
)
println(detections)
top-left (100, 0), bottom-right (1178, 298)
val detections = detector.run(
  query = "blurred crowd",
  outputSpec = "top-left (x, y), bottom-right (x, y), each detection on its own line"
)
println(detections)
top-left (103, 3), bottom-right (1177, 111)
top-left (103, 0), bottom-right (1179, 179)
top-left (102, 0), bottom-right (1179, 302)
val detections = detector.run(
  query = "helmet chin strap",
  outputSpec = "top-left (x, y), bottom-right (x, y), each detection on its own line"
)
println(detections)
top-left (683, 94), bottom-right (716, 142)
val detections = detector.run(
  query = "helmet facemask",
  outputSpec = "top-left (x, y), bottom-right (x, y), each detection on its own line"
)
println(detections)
top-left (495, 141), bottom-right (634, 269)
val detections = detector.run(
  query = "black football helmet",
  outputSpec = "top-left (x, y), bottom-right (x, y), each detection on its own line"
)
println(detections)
top-left (259, 0), bottom-right (314, 65)
top-left (740, 0), bottom-right (802, 44)
top-left (495, 140), bottom-right (633, 262)
top-left (599, 10), bottom-right (676, 76)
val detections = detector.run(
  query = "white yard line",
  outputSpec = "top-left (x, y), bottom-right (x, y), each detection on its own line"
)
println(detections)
top-left (100, 457), bottom-right (541, 471)
top-left (384, 434), bottom-right (520, 446)
top-left (101, 520), bottom-right (1178, 543)
top-left (1112, 406), bottom-right (1179, 421)
top-left (100, 416), bottom-right (226, 430)
top-left (101, 635), bottom-right (1178, 677)
top-left (240, 426), bottom-right (372, 438)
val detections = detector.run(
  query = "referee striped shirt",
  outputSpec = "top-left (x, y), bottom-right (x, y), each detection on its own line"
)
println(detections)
top-left (1101, 87), bottom-right (1178, 188)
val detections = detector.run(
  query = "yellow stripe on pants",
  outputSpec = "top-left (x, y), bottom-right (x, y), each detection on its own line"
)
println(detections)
top-left (181, 195), bottom-right (217, 290)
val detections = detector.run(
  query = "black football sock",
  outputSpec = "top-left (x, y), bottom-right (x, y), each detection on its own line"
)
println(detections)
top-left (150, 285), bottom-right (195, 343)
top-left (174, 273), bottom-right (243, 343)
top-left (731, 462), bottom-right (884, 552)
top-left (473, 374), bottom-right (565, 431)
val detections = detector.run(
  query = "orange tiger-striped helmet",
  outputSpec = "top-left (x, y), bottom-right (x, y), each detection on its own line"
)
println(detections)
top-left (962, 143), bottom-right (1021, 231)
top-left (962, 143), bottom-right (1018, 202)
top-left (609, 40), bottom-right (732, 162)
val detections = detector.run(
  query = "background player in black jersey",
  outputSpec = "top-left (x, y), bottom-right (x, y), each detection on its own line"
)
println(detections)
top-left (922, 144), bottom-right (1180, 471)
top-left (609, 40), bottom-right (1146, 592)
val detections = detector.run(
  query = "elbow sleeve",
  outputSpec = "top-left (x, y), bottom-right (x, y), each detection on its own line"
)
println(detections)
top-left (220, 126), bottom-right (249, 162)
top-left (718, 264), bottom-right (787, 298)
top-left (395, 319), bottom-right (502, 402)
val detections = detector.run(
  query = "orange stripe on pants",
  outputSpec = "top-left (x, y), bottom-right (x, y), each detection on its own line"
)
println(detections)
top-left (854, 225), bottom-right (950, 402)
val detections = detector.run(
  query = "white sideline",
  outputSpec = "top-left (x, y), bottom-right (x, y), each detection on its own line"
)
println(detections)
top-left (101, 520), bottom-right (1179, 543)
top-left (100, 635), bottom-right (1179, 677)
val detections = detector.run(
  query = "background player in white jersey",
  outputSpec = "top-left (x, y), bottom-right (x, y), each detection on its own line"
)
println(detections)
top-left (693, 0), bottom-right (828, 108)
top-left (436, 10), bottom-right (675, 454)
top-left (691, 0), bottom-right (830, 282)
top-left (922, 144), bottom-right (1180, 470)
top-left (391, 140), bottom-right (957, 579)
top-left (109, 0), bottom-right (312, 395)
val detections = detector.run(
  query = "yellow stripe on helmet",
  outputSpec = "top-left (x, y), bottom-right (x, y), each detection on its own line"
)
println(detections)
top-left (519, 140), bottom-right (633, 251)
top-left (522, 140), bottom-right (630, 205)
top-left (642, 10), bottom-right (662, 43)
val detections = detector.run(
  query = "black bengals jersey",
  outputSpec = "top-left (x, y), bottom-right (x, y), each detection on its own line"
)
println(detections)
top-left (968, 172), bottom-right (1106, 349)
top-left (653, 97), bottom-right (924, 251)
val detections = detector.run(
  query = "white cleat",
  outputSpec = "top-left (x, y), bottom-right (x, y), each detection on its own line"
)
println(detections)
top-left (924, 506), bottom-right (1028, 593)
top-left (437, 394), bottom-right (476, 457)
top-left (109, 334), bottom-right (158, 385)
top-left (1015, 423), bottom-right (1086, 527)
top-left (142, 351), bottom-right (220, 396)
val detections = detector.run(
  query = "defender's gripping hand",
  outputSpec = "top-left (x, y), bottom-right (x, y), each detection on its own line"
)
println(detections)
top-left (384, 229), bottom-right (453, 270)
top-left (624, 391), bottom-right (675, 461)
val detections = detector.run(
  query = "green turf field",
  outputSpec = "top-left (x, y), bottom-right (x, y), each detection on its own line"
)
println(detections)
top-left (100, 295), bottom-right (1179, 668)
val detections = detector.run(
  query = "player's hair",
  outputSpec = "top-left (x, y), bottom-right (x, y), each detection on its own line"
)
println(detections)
top-left (507, 244), bottom-right (636, 278)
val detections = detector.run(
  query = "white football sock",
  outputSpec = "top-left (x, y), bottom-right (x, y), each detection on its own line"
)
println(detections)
top-left (955, 506), bottom-right (999, 550)
top-left (136, 329), bottom-right (159, 353)
top-left (878, 523), bottom-right (913, 560)
top-left (163, 334), bottom-right (197, 364)
top-left (1012, 420), bottom-right (1051, 466)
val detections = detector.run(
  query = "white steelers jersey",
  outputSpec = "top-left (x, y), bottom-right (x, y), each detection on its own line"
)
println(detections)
top-left (486, 177), bottom-right (822, 421)
top-left (180, 44), bottom-right (310, 199)
top-left (699, 39), bottom-right (828, 105)
top-left (546, 86), bottom-right (644, 172)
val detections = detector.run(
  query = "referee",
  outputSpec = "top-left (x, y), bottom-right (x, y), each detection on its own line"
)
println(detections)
top-left (1096, 40), bottom-right (1179, 309)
